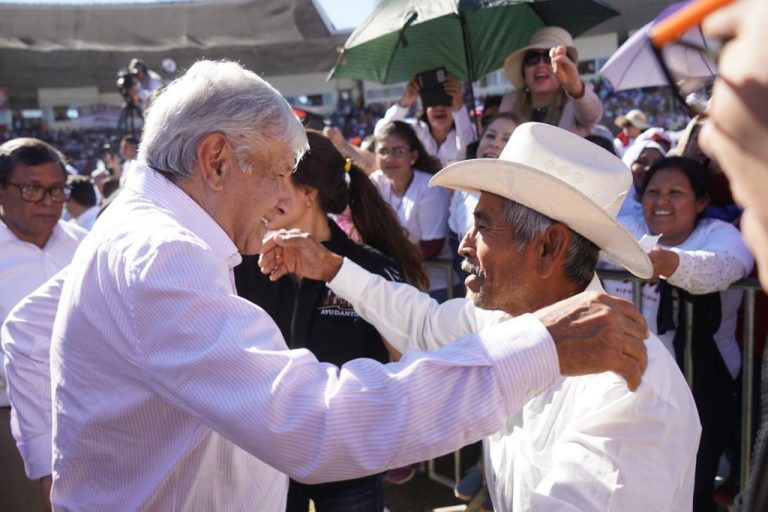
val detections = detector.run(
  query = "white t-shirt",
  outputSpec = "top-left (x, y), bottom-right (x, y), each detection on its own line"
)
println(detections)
top-left (449, 190), bottom-right (479, 240)
top-left (369, 169), bottom-right (451, 290)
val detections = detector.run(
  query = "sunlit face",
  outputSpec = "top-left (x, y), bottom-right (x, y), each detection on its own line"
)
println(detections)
top-left (523, 50), bottom-right (559, 95)
top-left (476, 118), bottom-right (518, 159)
top-left (631, 147), bottom-right (664, 192)
top-left (0, 161), bottom-right (65, 248)
top-left (426, 104), bottom-right (453, 134)
top-left (458, 192), bottom-right (537, 315)
top-left (621, 123), bottom-right (641, 140)
top-left (642, 166), bottom-right (708, 247)
top-left (267, 174), bottom-right (313, 232)
top-left (227, 141), bottom-right (295, 255)
top-left (375, 134), bottom-right (417, 181)
top-left (120, 140), bottom-right (138, 160)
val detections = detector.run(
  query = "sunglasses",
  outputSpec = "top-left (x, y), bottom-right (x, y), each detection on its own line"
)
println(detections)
top-left (523, 50), bottom-right (552, 67)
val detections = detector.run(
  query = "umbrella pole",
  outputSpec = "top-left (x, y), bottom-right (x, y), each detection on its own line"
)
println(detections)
top-left (459, 12), bottom-right (478, 135)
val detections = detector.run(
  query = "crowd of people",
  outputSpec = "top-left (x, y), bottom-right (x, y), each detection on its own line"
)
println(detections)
top-left (1, 1), bottom-right (768, 511)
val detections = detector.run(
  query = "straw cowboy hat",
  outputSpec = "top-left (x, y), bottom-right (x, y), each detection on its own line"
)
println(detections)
top-left (503, 26), bottom-right (579, 90)
top-left (615, 109), bottom-right (651, 130)
top-left (429, 122), bottom-right (653, 279)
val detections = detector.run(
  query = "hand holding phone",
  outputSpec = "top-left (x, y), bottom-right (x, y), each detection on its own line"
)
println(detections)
top-left (416, 67), bottom-right (453, 109)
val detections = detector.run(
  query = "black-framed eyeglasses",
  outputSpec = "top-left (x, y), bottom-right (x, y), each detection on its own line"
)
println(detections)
top-left (5, 182), bottom-right (72, 203)
top-left (523, 50), bottom-right (552, 67)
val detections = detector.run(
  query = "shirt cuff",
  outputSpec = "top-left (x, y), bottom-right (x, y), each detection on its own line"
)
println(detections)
top-left (18, 431), bottom-right (52, 480)
top-left (477, 314), bottom-right (559, 409)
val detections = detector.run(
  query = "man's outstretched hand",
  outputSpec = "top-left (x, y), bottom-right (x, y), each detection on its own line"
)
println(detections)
top-left (534, 291), bottom-right (649, 391)
top-left (259, 230), bottom-right (344, 282)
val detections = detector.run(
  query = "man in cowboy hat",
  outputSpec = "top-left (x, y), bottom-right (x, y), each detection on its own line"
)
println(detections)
top-left (262, 122), bottom-right (701, 510)
top-left (614, 108), bottom-right (652, 157)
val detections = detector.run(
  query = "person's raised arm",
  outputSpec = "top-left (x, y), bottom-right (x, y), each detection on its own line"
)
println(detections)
top-left (260, 231), bottom-right (648, 390)
top-left (551, 46), bottom-right (602, 126)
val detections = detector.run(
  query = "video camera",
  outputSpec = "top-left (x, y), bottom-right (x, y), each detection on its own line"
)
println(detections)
top-left (116, 68), bottom-right (137, 104)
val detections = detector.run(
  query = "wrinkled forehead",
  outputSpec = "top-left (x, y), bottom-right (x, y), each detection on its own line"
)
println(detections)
top-left (10, 160), bottom-right (67, 183)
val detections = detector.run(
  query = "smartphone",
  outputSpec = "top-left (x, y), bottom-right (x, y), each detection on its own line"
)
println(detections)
top-left (416, 67), bottom-right (452, 109)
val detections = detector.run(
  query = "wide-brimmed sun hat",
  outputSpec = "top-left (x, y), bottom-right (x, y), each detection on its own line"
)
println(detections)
top-left (503, 26), bottom-right (578, 90)
top-left (430, 122), bottom-right (653, 279)
top-left (615, 109), bottom-right (651, 130)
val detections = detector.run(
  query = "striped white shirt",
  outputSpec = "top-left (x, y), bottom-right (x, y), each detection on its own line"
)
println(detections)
top-left (49, 164), bottom-right (558, 510)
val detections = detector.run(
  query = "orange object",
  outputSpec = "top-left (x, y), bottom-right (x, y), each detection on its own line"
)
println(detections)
top-left (650, 0), bottom-right (735, 48)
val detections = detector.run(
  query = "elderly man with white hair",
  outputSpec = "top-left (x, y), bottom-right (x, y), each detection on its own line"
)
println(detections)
top-left (263, 123), bottom-right (701, 511)
top-left (3, 61), bottom-right (650, 510)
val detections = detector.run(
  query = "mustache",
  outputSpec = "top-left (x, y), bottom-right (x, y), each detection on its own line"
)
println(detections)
top-left (460, 258), bottom-right (485, 279)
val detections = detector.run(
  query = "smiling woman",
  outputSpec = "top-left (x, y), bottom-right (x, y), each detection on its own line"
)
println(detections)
top-left (604, 155), bottom-right (755, 511)
top-left (498, 26), bottom-right (602, 136)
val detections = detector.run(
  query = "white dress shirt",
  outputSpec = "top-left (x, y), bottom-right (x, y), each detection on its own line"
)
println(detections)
top-left (327, 263), bottom-right (701, 511)
top-left (375, 103), bottom-right (476, 166)
top-left (70, 205), bottom-right (100, 231)
top-left (2, 269), bottom-right (66, 478)
top-left (47, 164), bottom-right (559, 510)
top-left (0, 220), bottom-right (86, 407)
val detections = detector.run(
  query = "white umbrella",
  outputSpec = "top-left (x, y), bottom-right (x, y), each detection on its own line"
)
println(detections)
top-left (600, 2), bottom-right (716, 92)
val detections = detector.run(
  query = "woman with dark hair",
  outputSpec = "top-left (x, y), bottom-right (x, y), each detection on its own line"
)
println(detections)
top-left (371, 120), bottom-right (454, 300)
top-left (234, 130), bottom-right (427, 511)
top-left (376, 75), bottom-right (475, 166)
top-left (603, 156), bottom-right (754, 512)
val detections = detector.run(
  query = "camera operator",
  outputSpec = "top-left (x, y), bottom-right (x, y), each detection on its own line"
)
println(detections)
top-left (129, 58), bottom-right (163, 110)
top-left (116, 68), bottom-right (144, 137)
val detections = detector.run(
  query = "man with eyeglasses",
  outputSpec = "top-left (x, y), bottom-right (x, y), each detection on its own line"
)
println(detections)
top-left (0, 137), bottom-right (87, 512)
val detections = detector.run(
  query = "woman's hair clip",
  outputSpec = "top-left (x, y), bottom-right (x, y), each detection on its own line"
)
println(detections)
top-left (344, 158), bottom-right (352, 173)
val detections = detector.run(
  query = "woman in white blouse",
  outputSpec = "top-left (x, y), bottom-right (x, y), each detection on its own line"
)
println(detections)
top-left (603, 156), bottom-right (754, 512)
top-left (369, 120), bottom-right (453, 300)
top-left (375, 75), bottom-right (476, 167)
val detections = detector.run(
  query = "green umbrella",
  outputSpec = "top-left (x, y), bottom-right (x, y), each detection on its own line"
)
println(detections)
top-left (328, 0), bottom-right (619, 86)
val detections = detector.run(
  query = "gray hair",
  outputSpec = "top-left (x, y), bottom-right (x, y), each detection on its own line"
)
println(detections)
top-left (139, 60), bottom-right (308, 180)
top-left (500, 198), bottom-right (599, 289)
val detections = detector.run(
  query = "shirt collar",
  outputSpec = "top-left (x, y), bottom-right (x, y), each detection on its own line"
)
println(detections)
top-left (126, 163), bottom-right (241, 268)
top-left (0, 217), bottom-right (65, 248)
top-left (586, 273), bottom-right (605, 293)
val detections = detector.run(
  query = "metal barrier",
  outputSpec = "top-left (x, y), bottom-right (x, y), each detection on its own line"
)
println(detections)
top-left (423, 259), bottom-right (462, 486)
top-left (598, 269), bottom-right (764, 491)
top-left (420, 263), bottom-right (765, 493)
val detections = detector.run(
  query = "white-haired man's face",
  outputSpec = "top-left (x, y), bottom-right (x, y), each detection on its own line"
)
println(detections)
top-left (219, 140), bottom-right (296, 255)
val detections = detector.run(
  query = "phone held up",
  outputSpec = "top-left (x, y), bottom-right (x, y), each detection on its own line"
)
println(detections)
top-left (416, 67), bottom-right (452, 109)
